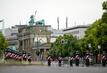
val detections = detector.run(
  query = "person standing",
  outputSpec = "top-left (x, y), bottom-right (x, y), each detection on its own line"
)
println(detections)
top-left (101, 53), bottom-right (107, 67)
top-left (85, 55), bottom-right (90, 67)
top-left (47, 56), bottom-right (52, 66)
top-left (75, 55), bottom-right (80, 66)
top-left (69, 56), bottom-right (74, 67)
top-left (58, 56), bottom-right (62, 67)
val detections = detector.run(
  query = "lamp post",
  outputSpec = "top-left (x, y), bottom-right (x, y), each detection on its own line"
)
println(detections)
top-left (98, 45), bottom-right (101, 63)
top-left (88, 43), bottom-right (93, 54)
top-left (36, 33), bottom-right (40, 61)
top-left (88, 43), bottom-right (92, 55)
top-left (88, 43), bottom-right (91, 49)
top-left (98, 45), bottom-right (101, 54)
top-left (88, 43), bottom-right (94, 65)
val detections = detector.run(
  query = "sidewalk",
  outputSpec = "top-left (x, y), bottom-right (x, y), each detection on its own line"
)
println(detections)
top-left (42, 61), bottom-right (107, 67)
top-left (0, 59), bottom-right (44, 66)
top-left (0, 60), bottom-right (106, 67)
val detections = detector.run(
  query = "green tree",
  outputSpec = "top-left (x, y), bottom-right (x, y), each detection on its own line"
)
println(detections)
top-left (82, 1), bottom-right (107, 53)
top-left (102, 1), bottom-right (107, 23)
top-left (0, 32), bottom-right (8, 50)
top-left (102, 1), bottom-right (107, 10)
top-left (83, 20), bottom-right (102, 53)
top-left (49, 34), bottom-right (81, 57)
top-left (0, 32), bottom-right (8, 59)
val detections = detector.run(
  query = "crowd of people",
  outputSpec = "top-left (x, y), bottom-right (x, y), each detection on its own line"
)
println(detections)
top-left (3, 48), bottom-right (107, 66)
top-left (47, 53), bottom-right (107, 67)
top-left (4, 48), bottom-right (32, 63)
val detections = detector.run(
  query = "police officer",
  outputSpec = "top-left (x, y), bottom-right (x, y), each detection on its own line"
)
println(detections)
top-left (28, 53), bottom-right (32, 63)
top-left (19, 52), bottom-right (22, 62)
top-left (58, 56), bottom-right (62, 67)
top-left (47, 56), bottom-right (52, 66)
top-left (101, 52), bottom-right (107, 67)
top-left (22, 51), bottom-right (27, 61)
top-left (69, 56), bottom-right (74, 67)
top-left (85, 54), bottom-right (90, 67)
top-left (75, 51), bottom-right (80, 66)
top-left (75, 54), bottom-right (80, 66)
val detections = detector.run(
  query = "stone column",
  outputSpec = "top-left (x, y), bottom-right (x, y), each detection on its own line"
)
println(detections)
top-left (25, 39), bottom-right (27, 51)
top-left (28, 39), bottom-right (29, 51)
top-left (22, 40), bottom-right (24, 50)
top-left (27, 39), bottom-right (30, 51)
top-left (28, 39), bottom-right (30, 50)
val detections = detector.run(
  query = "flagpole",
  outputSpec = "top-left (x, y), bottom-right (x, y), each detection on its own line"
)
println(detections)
top-left (57, 17), bottom-right (59, 30)
top-left (66, 16), bottom-right (68, 29)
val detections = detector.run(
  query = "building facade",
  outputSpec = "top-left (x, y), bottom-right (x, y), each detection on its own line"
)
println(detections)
top-left (16, 25), bottom-right (52, 60)
top-left (4, 27), bottom-right (19, 51)
top-left (63, 25), bottom-right (89, 39)
top-left (3, 24), bottom-right (89, 60)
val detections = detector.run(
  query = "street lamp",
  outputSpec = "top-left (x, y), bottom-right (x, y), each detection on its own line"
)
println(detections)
top-left (88, 43), bottom-right (92, 54)
top-left (88, 43), bottom-right (93, 54)
top-left (98, 45), bottom-right (101, 54)
top-left (88, 43), bottom-right (94, 65)
top-left (88, 43), bottom-right (91, 49)
top-left (98, 45), bottom-right (101, 63)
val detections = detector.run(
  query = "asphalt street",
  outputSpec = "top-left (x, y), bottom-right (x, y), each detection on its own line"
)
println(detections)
top-left (0, 65), bottom-right (107, 73)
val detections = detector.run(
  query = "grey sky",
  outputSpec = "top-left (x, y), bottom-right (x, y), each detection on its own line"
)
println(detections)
top-left (0, 0), bottom-right (105, 29)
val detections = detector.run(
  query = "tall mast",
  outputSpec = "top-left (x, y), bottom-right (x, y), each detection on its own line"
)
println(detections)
top-left (57, 17), bottom-right (59, 30)
top-left (66, 16), bottom-right (68, 29)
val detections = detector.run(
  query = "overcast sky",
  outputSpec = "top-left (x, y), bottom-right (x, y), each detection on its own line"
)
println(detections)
top-left (0, 0), bottom-right (105, 29)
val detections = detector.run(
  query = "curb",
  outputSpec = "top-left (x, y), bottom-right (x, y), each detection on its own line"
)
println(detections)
top-left (0, 64), bottom-right (44, 66)
top-left (0, 60), bottom-right (44, 66)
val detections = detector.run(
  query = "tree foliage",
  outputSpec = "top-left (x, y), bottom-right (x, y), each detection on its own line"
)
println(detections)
top-left (0, 32), bottom-right (8, 51)
top-left (102, 12), bottom-right (107, 23)
top-left (82, 1), bottom-right (107, 53)
top-left (102, 1), bottom-right (107, 24)
top-left (83, 20), bottom-right (102, 53)
top-left (49, 34), bottom-right (81, 57)
top-left (102, 1), bottom-right (107, 10)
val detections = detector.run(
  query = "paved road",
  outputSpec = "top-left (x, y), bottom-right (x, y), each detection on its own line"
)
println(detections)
top-left (0, 65), bottom-right (107, 73)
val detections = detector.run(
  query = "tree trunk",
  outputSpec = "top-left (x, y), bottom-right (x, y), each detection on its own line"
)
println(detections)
top-left (0, 50), bottom-right (5, 62)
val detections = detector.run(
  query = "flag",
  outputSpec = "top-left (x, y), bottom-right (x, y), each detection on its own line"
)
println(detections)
top-left (6, 52), bottom-right (11, 57)
top-left (16, 55), bottom-right (19, 60)
top-left (10, 53), bottom-right (15, 58)
top-left (13, 54), bottom-right (17, 59)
